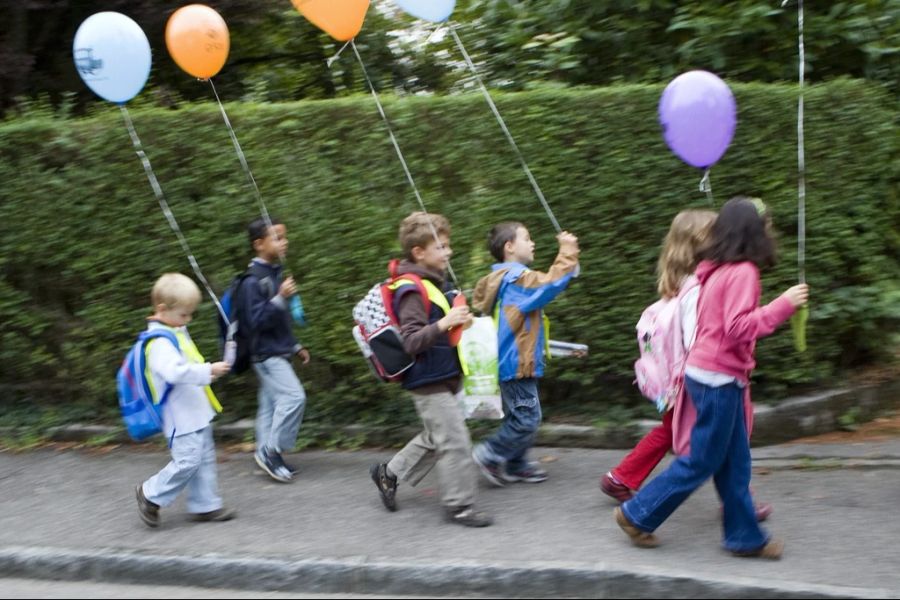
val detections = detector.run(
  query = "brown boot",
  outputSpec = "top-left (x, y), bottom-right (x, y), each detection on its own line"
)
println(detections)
top-left (614, 507), bottom-right (659, 548)
top-left (732, 537), bottom-right (784, 560)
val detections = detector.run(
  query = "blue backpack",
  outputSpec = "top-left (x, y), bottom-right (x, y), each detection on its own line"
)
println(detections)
top-left (116, 329), bottom-right (180, 441)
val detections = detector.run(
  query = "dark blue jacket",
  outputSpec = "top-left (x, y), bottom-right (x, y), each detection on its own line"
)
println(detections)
top-left (391, 261), bottom-right (461, 391)
top-left (239, 259), bottom-right (301, 360)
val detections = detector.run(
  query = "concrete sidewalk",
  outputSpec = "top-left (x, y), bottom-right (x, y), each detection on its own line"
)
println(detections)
top-left (1, 441), bottom-right (899, 598)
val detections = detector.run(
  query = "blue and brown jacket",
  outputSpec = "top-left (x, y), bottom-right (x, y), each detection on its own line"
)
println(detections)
top-left (472, 248), bottom-right (579, 382)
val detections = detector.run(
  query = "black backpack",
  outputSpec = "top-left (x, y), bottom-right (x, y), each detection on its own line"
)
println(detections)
top-left (218, 263), bottom-right (274, 374)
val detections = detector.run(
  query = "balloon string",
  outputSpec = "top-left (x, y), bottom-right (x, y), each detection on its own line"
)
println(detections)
top-left (120, 105), bottom-right (229, 325)
top-left (208, 78), bottom-right (290, 275)
top-left (326, 40), bottom-right (352, 69)
top-left (699, 168), bottom-right (714, 204)
top-left (425, 23), bottom-right (445, 45)
top-left (449, 24), bottom-right (562, 234)
top-left (348, 40), bottom-right (460, 290)
top-left (796, 0), bottom-right (807, 285)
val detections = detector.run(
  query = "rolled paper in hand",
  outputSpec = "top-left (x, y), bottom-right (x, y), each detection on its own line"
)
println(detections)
top-left (223, 340), bottom-right (237, 366)
top-left (548, 340), bottom-right (589, 358)
top-left (791, 303), bottom-right (809, 353)
top-left (447, 292), bottom-right (467, 347)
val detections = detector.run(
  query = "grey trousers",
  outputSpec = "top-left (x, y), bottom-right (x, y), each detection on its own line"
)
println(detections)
top-left (388, 389), bottom-right (477, 509)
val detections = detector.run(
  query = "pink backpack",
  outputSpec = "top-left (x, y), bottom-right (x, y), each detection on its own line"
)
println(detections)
top-left (633, 276), bottom-right (699, 412)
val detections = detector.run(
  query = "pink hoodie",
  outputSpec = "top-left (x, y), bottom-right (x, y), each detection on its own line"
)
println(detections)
top-left (687, 260), bottom-right (796, 382)
top-left (670, 260), bottom-right (796, 456)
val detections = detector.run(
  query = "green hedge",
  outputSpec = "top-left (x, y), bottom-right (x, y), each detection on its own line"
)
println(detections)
top-left (0, 80), bottom-right (897, 430)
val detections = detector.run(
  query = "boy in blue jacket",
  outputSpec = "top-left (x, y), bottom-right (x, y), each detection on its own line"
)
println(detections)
top-left (471, 222), bottom-right (579, 485)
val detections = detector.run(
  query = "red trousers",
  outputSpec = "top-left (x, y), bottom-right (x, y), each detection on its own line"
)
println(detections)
top-left (611, 409), bottom-right (673, 491)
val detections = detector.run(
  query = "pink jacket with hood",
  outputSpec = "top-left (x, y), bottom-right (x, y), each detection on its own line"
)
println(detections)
top-left (671, 259), bottom-right (796, 455)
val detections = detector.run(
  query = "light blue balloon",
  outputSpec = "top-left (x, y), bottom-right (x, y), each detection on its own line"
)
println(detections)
top-left (394, 0), bottom-right (455, 22)
top-left (73, 12), bottom-right (151, 104)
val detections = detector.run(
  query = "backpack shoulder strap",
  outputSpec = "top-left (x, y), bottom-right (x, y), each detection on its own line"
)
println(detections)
top-left (139, 328), bottom-right (180, 350)
top-left (138, 329), bottom-right (181, 405)
top-left (244, 261), bottom-right (276, 299)
top-left (390, 272), bottom-right (432, 316)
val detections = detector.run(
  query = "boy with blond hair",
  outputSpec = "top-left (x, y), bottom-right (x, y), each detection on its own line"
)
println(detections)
top-left (135, 273), bottom-right (233, 528)
top-left (369, 212), bottom-right (492, 527)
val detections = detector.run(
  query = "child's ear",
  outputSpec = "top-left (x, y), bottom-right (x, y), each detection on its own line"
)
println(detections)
top-left (252, 238), bottom-right (264, 252)
top-left (411, 245), bottom-right (426, 261)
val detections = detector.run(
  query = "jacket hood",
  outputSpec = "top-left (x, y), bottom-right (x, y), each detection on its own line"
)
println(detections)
top-left (394, 259), bottom-right (447, 288)
top-left (472, 262), bottom-right (529, 315)
top-left (695, 260), bottom-right (723, 285)
top-left (472, 270), bottom-right (506, 315)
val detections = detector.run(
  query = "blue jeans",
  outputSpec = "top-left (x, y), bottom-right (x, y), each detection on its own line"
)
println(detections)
top-left (252, 357), bottom-right (306, 454)
top-left (482, 378), bottom-right (542, 472)
top-left (621, 376), bottom-right (767, 553)
top-left (143, 426), bottom-right (222, 514)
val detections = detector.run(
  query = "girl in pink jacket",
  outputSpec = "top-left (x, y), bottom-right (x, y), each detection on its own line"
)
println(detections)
top-left (614, 197), bottom-right (809, 559)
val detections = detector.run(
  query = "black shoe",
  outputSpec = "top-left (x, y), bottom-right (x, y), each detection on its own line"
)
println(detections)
top-left (370, 463), bottom-right (398, 512)
top-left (190, 507), bottom-right (237, 522)
top-left (445, 505), bottom-right (493, 528)
top-left (255, 448), bottom-right (293, 483)
top-left (136, 485), bottom-right (160, 528)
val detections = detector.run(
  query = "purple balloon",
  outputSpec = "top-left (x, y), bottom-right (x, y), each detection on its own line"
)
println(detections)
top-left (659, 70), bottom-right (737, 169)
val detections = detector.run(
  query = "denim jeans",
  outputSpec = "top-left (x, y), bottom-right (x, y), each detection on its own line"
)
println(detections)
top-left (143, 426), bottom-right (222, 514)
top-left (252, 357), bottom-right (306, 454)
top-left (621, 376), bottom-right (768, 553)
top-left (482, 378), bottom-right (542, 472)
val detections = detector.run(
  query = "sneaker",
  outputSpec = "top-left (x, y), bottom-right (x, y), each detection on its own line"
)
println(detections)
top-left (370, 463), bottom-right (398, 512)
top-left (614, 507), bottom-right (659, 548)
top-left (255, 448), bottom-right (293, 483)
top-left (190, 507), bottom-right (237, 522)
top-left (731, 537), bottom-right (784, 560)
top-left (472, 444), bottom-right (505, 487)
top-left (754, 501), bottom-right (773, 522)
top-left (283, 458), bottom-right (298, 476)
top-left (135, 485), bottom-right (160, 528)
top-left (445, 505), bottom-right (493, 528)
top-left (600, 472), bottom-right (634, 503)
top-left (502, 463), bottom-right (548, 483)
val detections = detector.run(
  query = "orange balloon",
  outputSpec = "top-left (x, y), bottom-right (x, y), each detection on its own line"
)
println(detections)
top-left (291, 0), bottom-right (369, 42)
top-left (165, 4), bottom-right (230, 80)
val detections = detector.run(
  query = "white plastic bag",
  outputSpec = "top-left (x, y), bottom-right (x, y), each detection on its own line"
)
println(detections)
top-left (459, 317), bottom-right (503, 420)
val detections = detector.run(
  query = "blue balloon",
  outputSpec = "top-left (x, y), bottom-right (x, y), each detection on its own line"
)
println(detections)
top-left (73, 12), bottom-right (151, 104)
top-left (394, 0), bottom-right (455, 22)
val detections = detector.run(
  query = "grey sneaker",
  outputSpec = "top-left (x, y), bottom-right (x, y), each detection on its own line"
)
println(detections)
top-left (445, 505), bottom-right (493, 528)
top-left (501, 463), bottom-right (548, 484)
top-left (472, 444), bottom-right (505, 487)
top-left (136, 485), bottom-right (160, 528)
top-left (255, 448), bottom-right (293, 483)
top-left (370, 463), bottom-right (398, 512)
top-left (190, 507), bottom-right (237, 522)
